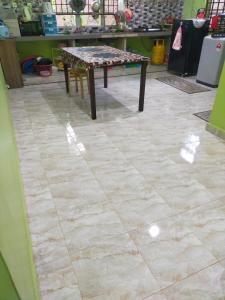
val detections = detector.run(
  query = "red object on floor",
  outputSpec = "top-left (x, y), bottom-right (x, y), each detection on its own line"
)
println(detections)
top-left (34, 64), bottom-right (53, 77)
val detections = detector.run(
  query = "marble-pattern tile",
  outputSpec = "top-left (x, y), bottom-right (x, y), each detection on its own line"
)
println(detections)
top-left (73, 254), bottom-right (160, 300)
top-left (28, 212), bottom-right (62, 247)
top-left (9, 71), bottom-right (225, 299)
top-left (130, 155), bottom-right (178, 186)
top-left (131, 154), bottom-right (215, 213)
top-left (110, 190), bottom-right (174, 231)
top-left (144, 293), bottom-right (168, 300)
top-left (44, 159), bottom-right (93, 184)
top-left (163, 262), bottom-right (225, 300)
top-left (180, 203), bottom-right (225, 260)
top-left (32, 240), bottom-right (69, 268)
top-left (59, 202), bottom-right (122, 237)
top-left (50, 177), bottom-right (107, 210)
top-left (93, 166), bottom-right (151, 200)
top-left (130, 216), bottom-right (217, 289)
top-left (41, 287), bottom-right (82, 300)
top-left (194, 165), bottom-right (225, 198)
top-left (37, 256), bottom-right (82, 300)
top-left (155, 178), bottom-right (214, 213)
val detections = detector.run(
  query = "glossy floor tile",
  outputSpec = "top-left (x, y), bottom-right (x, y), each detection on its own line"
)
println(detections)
top-left (163, 262), bottom-right (225, 300)
top-left (9, 69), bottom-right (225, 299)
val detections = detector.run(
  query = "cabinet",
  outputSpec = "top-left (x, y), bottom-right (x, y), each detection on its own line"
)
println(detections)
top-left (0, 40), bottom-right (23, 88)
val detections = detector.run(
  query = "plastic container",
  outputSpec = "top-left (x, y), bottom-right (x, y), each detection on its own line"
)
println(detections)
top-left (19, 21), bottom-right (43, 36)
top-left (41, 14), bottom-right (58, 36)
top-left (151, 39), bottom-right (165, 65)
top-left (34, 64), bottom-right (52, 77)
top-left (21, 56), bottom-right (36, 74)
top-left (125, 63), bottom-right (141, 68)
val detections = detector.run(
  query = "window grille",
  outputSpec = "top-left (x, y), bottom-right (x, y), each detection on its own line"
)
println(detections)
top-left (51, 0), bottom-right (118, 15)
top-left (205, 0), bottom-right (225, 18)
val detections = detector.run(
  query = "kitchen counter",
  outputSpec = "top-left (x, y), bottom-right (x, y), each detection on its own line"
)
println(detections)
top-left (3, 30), bottom-right (171, 42)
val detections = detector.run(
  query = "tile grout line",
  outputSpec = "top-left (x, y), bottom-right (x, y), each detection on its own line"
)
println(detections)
top-left (142, 258), bottom-right (223, 300)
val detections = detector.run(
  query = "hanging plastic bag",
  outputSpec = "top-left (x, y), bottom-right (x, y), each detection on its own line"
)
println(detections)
top-left (172, 25), bottom-right (182, 51)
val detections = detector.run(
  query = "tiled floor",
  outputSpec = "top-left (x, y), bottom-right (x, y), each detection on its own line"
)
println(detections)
top-left (9, 68), bottom-right (225, 300)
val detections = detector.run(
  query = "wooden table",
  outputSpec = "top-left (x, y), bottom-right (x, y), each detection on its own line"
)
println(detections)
top-left (62, 46), bottom-right (149, 120)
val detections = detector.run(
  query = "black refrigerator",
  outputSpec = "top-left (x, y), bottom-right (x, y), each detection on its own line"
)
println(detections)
top-left (168, 19), bottom-right (209, 76)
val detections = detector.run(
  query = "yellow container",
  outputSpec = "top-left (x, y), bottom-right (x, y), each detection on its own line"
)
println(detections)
top-left (151, 39), bottom-right (165, 65)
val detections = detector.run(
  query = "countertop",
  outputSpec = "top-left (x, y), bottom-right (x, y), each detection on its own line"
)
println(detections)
top-left (1, 31), bottom-right (171, 42)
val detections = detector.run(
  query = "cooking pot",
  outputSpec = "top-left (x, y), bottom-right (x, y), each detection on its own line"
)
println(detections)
top-left (69, 0), bottom-right (86, 13)
top-left (91, 0), bottom-right (101, 13)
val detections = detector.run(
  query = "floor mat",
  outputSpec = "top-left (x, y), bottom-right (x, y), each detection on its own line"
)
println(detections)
top-left (157, 75), bottom-right (210, 94)
top-left (193, 110), bottom-right (212, 122)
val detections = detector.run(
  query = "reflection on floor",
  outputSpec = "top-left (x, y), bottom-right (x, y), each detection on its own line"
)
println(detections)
top-left (9, 70), bottom-right (225, 300)
top-left (23, 64), bottom-right (167, 86)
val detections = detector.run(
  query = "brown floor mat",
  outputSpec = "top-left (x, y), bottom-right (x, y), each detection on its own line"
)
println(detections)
top-left (157, 75), bottom-right (210, 94)
top-left (194, 110), bottom-right (212, 122)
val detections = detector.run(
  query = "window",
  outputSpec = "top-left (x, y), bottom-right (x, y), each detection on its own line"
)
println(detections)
top-left (206, 0), bottom-right (225, 17)
top-left (206, 0), bottom-right (225, 32)
top-left (51, 0), bottom-right (117, 26)
top-left (51, 0), bottom-right (118, 15)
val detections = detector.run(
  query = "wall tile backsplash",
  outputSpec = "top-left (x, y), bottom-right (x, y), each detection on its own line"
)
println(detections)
top-left (128, 0), bottom-right (184, 28)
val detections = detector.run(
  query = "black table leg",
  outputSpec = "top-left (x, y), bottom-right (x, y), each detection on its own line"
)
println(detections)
top-left (63, 62), bottom-right (69, 93)
top-left (139, 61), bottom-right (148, 112)
top-left (103, 66), bottom-right (108, 88)
top-left (88, 67), bottom-right (96, 120)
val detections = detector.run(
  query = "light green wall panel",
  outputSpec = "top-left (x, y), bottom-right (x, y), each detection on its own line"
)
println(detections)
top-left (183, 0), bottom-right (206, 18)
top-left (0, 65), bottom-right (40, 300)
top-left (127, 37), bottom-right (153, 56)
top-left (208, 63), bottom-right (225, 133)
top-left (0, 253), bottom-right (20, 300)
top-left (16, 40), bottom-right (59, 60)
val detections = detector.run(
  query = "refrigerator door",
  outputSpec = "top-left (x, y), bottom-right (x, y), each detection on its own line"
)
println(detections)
top-left (197, 36), bottom-right (225, 87)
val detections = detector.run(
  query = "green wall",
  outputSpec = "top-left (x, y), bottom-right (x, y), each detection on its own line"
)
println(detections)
top-left (16, 40), bottom-right (59, 60)
top-left (0, 64), bottom-right (40, 300)
top-left (208, 63), bottom-right (225, 133)
top-left (0, 253), bottom-right (20, 300)
top-left (183, 0), bottom-right (206, 18)
top-left (127, 37), bottom-right (153, 57)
